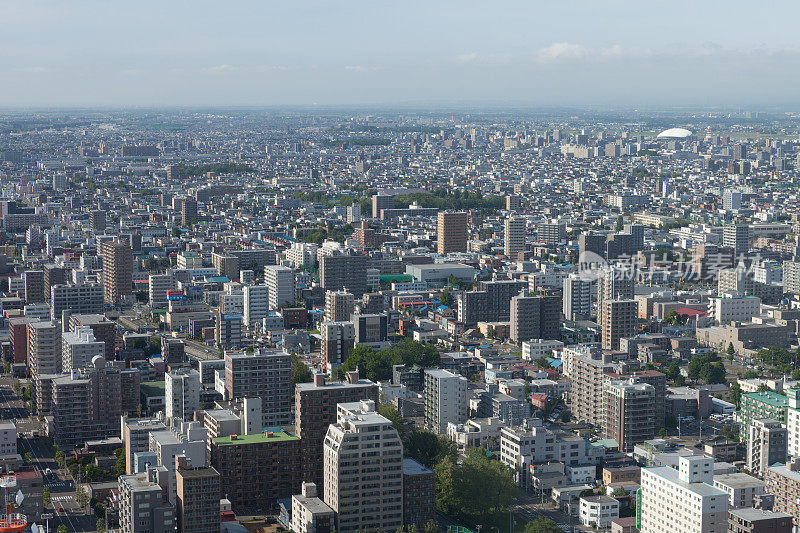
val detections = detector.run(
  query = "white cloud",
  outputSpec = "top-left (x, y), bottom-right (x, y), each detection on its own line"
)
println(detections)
top-left (203, 64), bottom-right (238, 73)
top-left (344, 65), bottom-right (383, 72)
top-left (534, 42), bottom-right (649, 63)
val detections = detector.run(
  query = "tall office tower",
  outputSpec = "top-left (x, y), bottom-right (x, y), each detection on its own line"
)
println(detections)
top-left (50, 283), bottom-right (104, 318)
top-left (724, 224), bottom-right (751, 257)
top-left (506, 195), bottom-right (522, 211)
top-left (102, 239), bottom-right (133, 304)
top-left (214, 311), bottom-right (242, 350)
top-left (733, 143), bottom-right (747, 160)
top-left (28, 320), bottom-right (61, 379)
top-left (639, 455), bottom-right (728, 533)
top-left (175, 458), bottom-right (220, 533)
top-left (510, 293), bottom-right (561, 343)
top-left (61, 325), bottom-right (104, 372)
top-left (623, 223), bottom-right (645, 252)
top-left (23, 270), bottom-right (45, 303)
top-left (118, 472), bottom-right (176, 533)
top-left (325, 290), bottom-right (354, 322)
top-left (181, 199), bottom-right (198, 226)
top-left (371, 193), bottom-right (393, 218)
top-left (723, 190), bottom-right (743, 211)
top-left (424, 369), bottom-right (468, 433)
top-left (603, 379), bottom-right (655, 452)
top-left (149, 274), bottom-right (177, 309)
top-left (563, 274), bottom-right (594, 321)
top-left (504, 216), bottom-right (526, 256)
top-left (596, 266), bottom-right (635, 313)
top-left (323, 400), bottom-right (404, 533)
top-left (747, 418), bottom-right (787, 476)
top-left (90, 210), bottom-right (106, 233)
top-left (601, 299), bottom-right (637, 351)
top-left (437, 211), bottom-right (468, 254)
top-left (264, 265), bottom-right (295, 309)
top-left (321, 321), bottom-right (355, 366)
top-left (123, 418), bottom-right (167, 474)
top-left (319, 254), bottom-right (367, 296)
top-left (295, 372), bottom-right (378, 486)
top-left (242, 285), bottom-right (269, 328)
top-left (224, 350), bottom-right (291, 428)
top-left (166, 368), bottom-right (201, 422)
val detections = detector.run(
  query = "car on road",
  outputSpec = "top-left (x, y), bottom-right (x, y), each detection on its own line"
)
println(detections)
top-left (58, 506), bottom-right (64, 512)
top-left (45, 468), bottom-right (52, 476)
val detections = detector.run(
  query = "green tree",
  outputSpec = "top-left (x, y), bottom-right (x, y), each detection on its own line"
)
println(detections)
top-left (55, 450), bottom-right (66, 469)
top-left (96, 518), bottom-right (107, 533)
top-left (405, 430), bottom-right (457, 468)
top-left (57, 527), bottom-right (69, 533)
top-left (436, 449), bottom-right (517, 525)
top-left (75, 484), bottom-right (89, 508)
top-left (291, 354), bottom-right (314, 393)
top-left (43, 487), bottom-right (51, 507)
top-left (729, 382), bottom-right (742, 407)
top-left (439, 289), bottom-right (454, 308)
top-left (423, 521), bottom-right (439, 533)
top-left (525, 518), bottom-right (562, 533)
top-left (377, 403), bottom-right (405, 440)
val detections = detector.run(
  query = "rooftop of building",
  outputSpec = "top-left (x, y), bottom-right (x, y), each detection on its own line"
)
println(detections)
top-left (212, 430), bottom-right (298, 446)
top-left (403, 457), bottom-right (434, 476)
top-left (729, 508), bottom-right (792, 521)
top-left (644, 465), bottom-right (727, 497)
top-left (742, 390), bottom-right (788, 408)
top-left (177, 466), bottom-right (219, 479)
top-left (293, 494), bottom-right (334, 515)
top-left (713, 472), bottom-right (765, 488)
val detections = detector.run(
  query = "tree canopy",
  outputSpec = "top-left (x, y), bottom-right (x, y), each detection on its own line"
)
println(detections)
top-left (291, 354), bottom-right (313, 392)
top-left (335, 339), bottom-right (440, 382)
top-left (525, 519), bottom-right (562, 533)
top-left (435, 449), bottom-right (517, 525)
top-left (405, 430), bottom-right (457, 468)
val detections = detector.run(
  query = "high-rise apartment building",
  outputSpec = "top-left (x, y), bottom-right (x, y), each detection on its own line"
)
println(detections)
top-left (224, 350), bottom-right (291, 427)
top-left (23, 270), bottom-right (45, 304)
top-left (603, 379), bottom-right (656, 452)
top-left (102, 239), bottom-right (133, 304)
top-left (175, 458), bottom-right (220, 533)
top-left (510, 293), bottom-right (561, 343)
top-left (149, 274), bottom-right (177, 309)
top-left (504, 216), bottom-right (526, 256)
top-left (214, 311), bottom-right (242, 349)
top-left (437, 211), bottom-right (468, 254)
top-left (166, 368), bottom-right (201, 422)
top-left (62, 325), bottom-right (104, 372)
top-left (319, 254), bottom-right (367, 297)
top-left (323, 400), bottom-right (404, 533)
top-left (563, 274), bottom-right (594, 321)
top-left (747, 418), bottom-right (787, 476)
top-left (28, 320), bottom-right (61, 378)
top-left (50, 283), bottom-right (104, 318)
top-left (372, 194), bottom-right (393, 218)
top-left (601, 299), bottom-right (637, 351)
top-left (321, 321), bottom-right (355, 366)
top-left (181, 199), bottom-right (198, 226)
top-left (724, 224), bottom-right (751, 257)
top-left (325, 290), bottom-right (354, 322)
top-left (264, 265), bottom-right (295, 309)
top-left (118, 472), bottom-right (176, 533)
top-left (639, 455), bottom-right (729, 533)
top-left (242, 284), bottom-right (269, 327)
top-left (403, 458), bottom-right (435, 528)
top-left (424, 369), bottom-right (468, 433)
top-left (295, 372), bottom-right (378, 486)
top-left (765, 459), bottom-right (800, 531)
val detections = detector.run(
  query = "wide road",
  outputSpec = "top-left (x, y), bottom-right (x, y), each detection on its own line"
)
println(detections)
top-left (0, 379), bottom-right (96, 532)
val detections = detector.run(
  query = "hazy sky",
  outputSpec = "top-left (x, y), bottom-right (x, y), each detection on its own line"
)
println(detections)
top-left (3, 0), bottom-right (800, 108)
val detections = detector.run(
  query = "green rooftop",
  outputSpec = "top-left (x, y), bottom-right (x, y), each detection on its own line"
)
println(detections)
top-left (140, 381), bottom-right (166, 397)
top-left (213, 430), bottom-right (299, 446)
top-left (742, 390), bottom-right (789, 408)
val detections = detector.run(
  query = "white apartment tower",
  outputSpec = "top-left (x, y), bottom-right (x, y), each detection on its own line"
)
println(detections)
top-left (242, 284), bottom-right (269, 328)
top-left (424, 369), bottom-right (468, 433)
top-left (322, 400), bottom-right (404, 532)
top-left (62, 325), bottom-right (105, 372)
top-left (165, 368), bottom-right (201, 422)
top-left (264, 265), bottom-right (295, 310)
top-left (639, 455), bottom-right (728, 533)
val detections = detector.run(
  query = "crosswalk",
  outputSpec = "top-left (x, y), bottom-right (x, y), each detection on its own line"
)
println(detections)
top-left (50, 495), bottom-right (73, 502)
top-left (45, 482), bottom-right (67, 488)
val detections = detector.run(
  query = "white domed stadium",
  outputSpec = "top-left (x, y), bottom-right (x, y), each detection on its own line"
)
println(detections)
top-left (656, 127), bottom-right (693, 139)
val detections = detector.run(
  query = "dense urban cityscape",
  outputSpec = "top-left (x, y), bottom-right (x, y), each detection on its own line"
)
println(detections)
top-left (4, 0), bottom-right (800, 532)
top-left (0, 108), bottom-right (799, 533)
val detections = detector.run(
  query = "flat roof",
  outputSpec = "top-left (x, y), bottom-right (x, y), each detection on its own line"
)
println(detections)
top-left (713, 472), bottom-right (764, 489)
top-left (742, 390), bottom-right (788, 408)
top-left (729, 508), bottom-right (792, 521)
top-left (212, 430), bottom-right (298, 446)
top-left (403, 458), bottom-right (434, 476)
